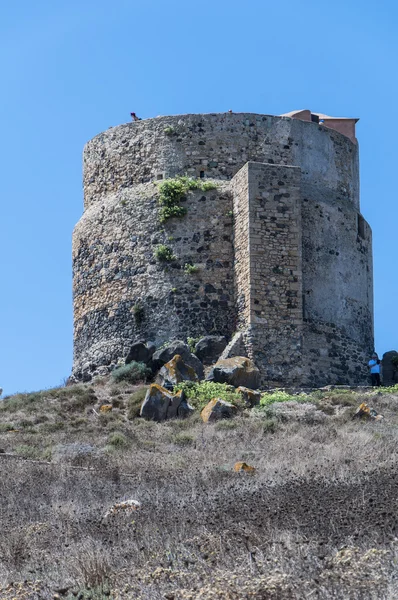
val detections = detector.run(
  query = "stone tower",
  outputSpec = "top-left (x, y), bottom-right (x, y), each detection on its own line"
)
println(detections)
top-left (72, 111), bottom-right (373, 386)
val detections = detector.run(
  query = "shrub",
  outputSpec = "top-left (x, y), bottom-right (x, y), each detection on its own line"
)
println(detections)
top-left (42, 421), bottom-right (66, 433)
top-left (328, 392), bottom-right (357, 406)
top-left (111, 362), bottom-right (151, 384)
top-left (262, 418), bottom-right (278, 434)
top-left (174, 381), bottom-right (241, 410)
top-left (14, 445), bottom-right (43, 460)
top-left (164, 126), bottom-right (174, 135)
top-left (107, 431), bottom-right (129, 448)
top-left (0, 422), bottom-right (16, 432)
top-left (154, 244), bottom-right (175, 261)
top-left (172, 432), bottom-right (195, 446)
top-left (215, 420), bottom-right (238, 431)
top-left (260, 390), bottom-right (298, 407)
top-left (65, 387), bottom-right (98, 412)
top-left (74, 546), bottom-right (112, 590)
top-left (381, 383), bottom-right (398, 393)
top-left (0, 391), bottom-right (42, 414)
top-left (316, 404), bottom-right (335, 415)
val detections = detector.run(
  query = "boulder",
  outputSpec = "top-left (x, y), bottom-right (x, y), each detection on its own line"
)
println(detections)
top-left (177, 398), bottom-right (195, 419)
top-left (201, 398), bottom-right (237, 423)
top-left (157, 354), bottom-right (199, 390)
top-left (206, 357), bottom-right (260, 389)
top-left (140, 384), bottom-right (174, 421)
top-left (353, 402), bottom-right (383, 421)
top-left (237, 386), bottom-right (261, 407)
top-left (152, 340), bottom-right (204, 378)
top-left (194, 336), bottom-right (228, 364)
top-left (234, 461), bottom-right (256, 473)
top-left (140, 384), bottom-right (193, 421)
top-left (104, 499), bottom-right (141, 518)
top-left (166, 389), bottom-right (186, 419)
top-left (125, 340), bottom-right (156, 366)
top-left (219, 332), bottom-right (246, 360)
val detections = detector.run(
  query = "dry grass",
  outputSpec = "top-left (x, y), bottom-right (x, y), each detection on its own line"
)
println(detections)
top-left (0, 381), bottom-right (397, 598)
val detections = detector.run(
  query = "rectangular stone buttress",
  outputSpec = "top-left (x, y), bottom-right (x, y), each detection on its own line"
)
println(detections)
top-left (232, 162), bottom-right (304, 386)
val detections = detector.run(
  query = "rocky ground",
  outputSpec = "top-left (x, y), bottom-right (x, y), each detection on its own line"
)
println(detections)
top-left (0, 373), bottom-right (397, 599)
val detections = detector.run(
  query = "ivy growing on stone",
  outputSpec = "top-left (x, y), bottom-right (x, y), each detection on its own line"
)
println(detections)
top-left (157, 176), bottom-right (217, 223)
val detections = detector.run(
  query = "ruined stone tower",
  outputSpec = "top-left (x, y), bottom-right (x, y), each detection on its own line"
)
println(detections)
top-left (72, 110), bottom-right (373, 386)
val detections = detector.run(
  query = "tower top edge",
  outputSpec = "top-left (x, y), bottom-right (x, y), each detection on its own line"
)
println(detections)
top-left (85, 111), bottom-right (359, 147)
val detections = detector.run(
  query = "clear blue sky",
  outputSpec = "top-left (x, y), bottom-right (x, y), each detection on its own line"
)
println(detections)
top-left (1, 0), bottom-right (396, 395)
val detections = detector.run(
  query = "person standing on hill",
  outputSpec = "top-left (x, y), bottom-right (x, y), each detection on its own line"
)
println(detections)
top-left (368, 353), bottom-right (381, 386)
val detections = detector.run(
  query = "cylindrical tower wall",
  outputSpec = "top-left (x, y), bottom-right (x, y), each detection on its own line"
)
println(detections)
top-left (73, 112), bottom-right (372, 384)
top-left (83, 113), bottom-right (359, 209)
top-left (73, 182), bottom-right (235, 373)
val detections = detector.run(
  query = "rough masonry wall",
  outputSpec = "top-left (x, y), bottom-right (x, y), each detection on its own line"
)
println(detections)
top-left (300, 198), bottom-right (373, 385)
top-left (233, 162), bottom-right (303, 386)
top-left (83, 114), bottom-right (359, 210)
top-left (73, 182), bottom-right (235, 375)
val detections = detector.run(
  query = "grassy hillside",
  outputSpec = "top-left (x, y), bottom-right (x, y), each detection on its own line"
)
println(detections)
top-left (0, 379), bottom-right (397, 599)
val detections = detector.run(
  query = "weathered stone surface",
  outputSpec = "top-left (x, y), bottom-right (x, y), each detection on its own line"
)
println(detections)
top-left (166, 389), bottom-right (185, 419)
top-left (381, 351), bottom-right (398, 386)
top-left (201, 398), bottom-right (237, 423)
top-left (207, 357), bottom-right (260, 389)
top-left (141, 384), bottom-right (193, 421)
top-left (125, 340), bottom-right (156, 365)
top-left (157, 354), bottom-right (199, 390)
top-left (219, 332), bottom-right (245, 360)
top-left (177, 398), bottom-right (195, 419)
top-left (152, 341), bottom-right (204, 379)
top-left (237, 386), bottom-right (261, 407)
top-left (140, 384), bottom-right (174, 421)
top-left (194, 336), bottom-right (227, 364)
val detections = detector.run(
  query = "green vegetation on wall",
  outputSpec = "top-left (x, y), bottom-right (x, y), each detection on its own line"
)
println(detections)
top-left (154, 244), bottom-right (176, 261)
top-left (157, 176), bottom-right (217, 223)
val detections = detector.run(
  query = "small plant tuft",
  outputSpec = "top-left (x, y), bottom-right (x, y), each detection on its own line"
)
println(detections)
top-left (184, 263), bottom-right (199, 275)
top-left (157, 176), bottom-right (217, 223)
top-left (215, 420), bottom-right (238, 431)
top-left (187, 336), bottom-right (201, 353)
top-left (154, 244), bottom-right (176, 262)
top-left (111, 362), bottom-right (151, 384)
top-left (107, 431), bottom-right (130, 448)
top-left (172, 432), bottom-right (195, 446)
top-left (164, 126), bottom-right (175, 135)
